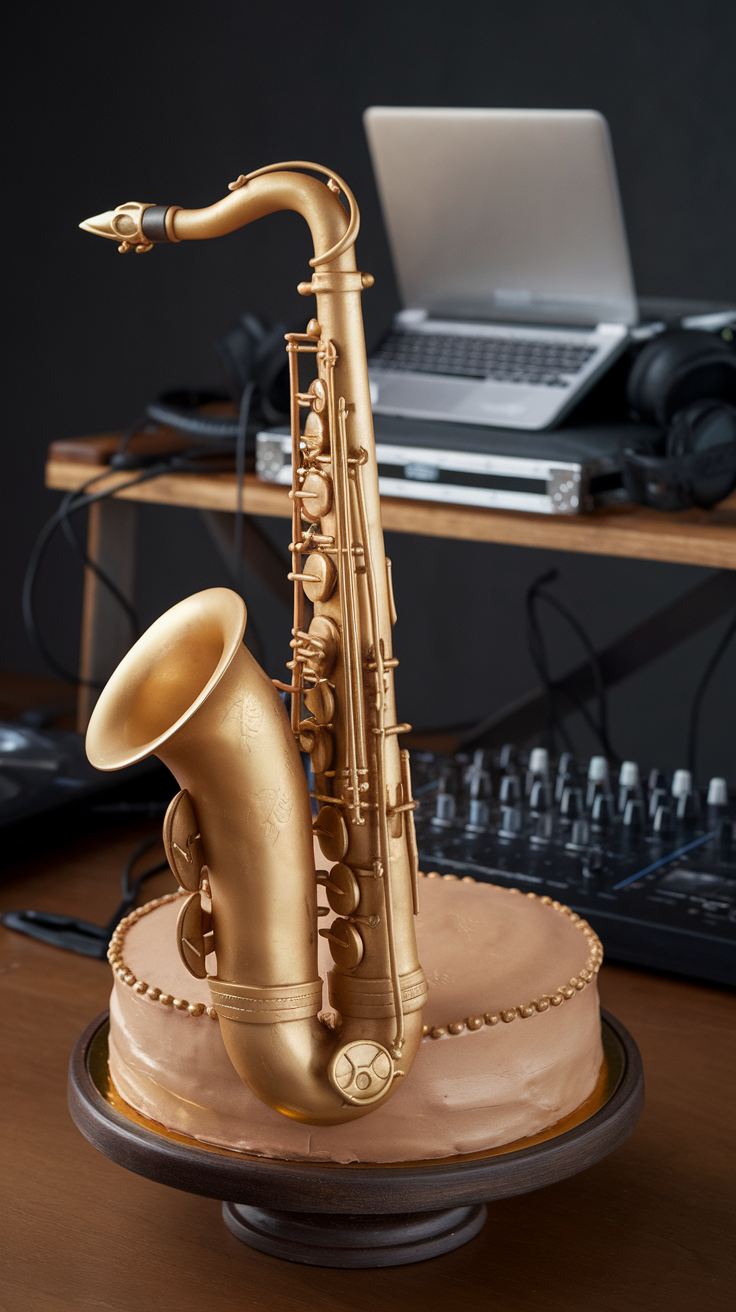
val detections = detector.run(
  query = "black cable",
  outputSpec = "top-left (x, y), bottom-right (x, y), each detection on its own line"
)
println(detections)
top-left (103, 834), bottom-right (170, 936)
top-left (535, 590), bottom-right (614, 756)
top-left (0, 833), bottom-right (171, 958)
top-left (525, 570), bottom-right (618, 761)
top-left (58, 489), bottom-right (141, 641)
top-left (532, 592), bottom-right (614, 758)
top-left (687, 609), bottom-right (736, 781)
top-left (526, 573), bottom-right (573, 757)
top-left (233, 381), bottom-right (254, 601)
top-left (23, 466), bottom-right (174, 686)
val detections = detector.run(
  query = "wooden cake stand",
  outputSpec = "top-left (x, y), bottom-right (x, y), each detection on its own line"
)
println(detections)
top-left (68, 1009), bottom-right (643, 1268)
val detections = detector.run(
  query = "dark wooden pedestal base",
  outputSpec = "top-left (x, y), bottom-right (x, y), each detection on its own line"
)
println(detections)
top-left (68, 1010), bottom-right (643, 1269)
top-left (222, 1201), bottom-right (488, 1267)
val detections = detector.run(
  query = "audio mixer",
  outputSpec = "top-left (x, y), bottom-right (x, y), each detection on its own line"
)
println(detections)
top-left (411, 747), bottom-right (736, 986)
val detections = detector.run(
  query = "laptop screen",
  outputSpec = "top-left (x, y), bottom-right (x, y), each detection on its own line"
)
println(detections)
top-left (364, 108), bottom-right (637, 328)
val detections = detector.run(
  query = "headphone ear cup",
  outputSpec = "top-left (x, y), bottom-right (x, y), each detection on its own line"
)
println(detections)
top-left (666, 399), bottom-right (736, 457)
top-left (627, 329), bottom-right (736, 428)
top-left (626, 337), bottom-right (664, 425)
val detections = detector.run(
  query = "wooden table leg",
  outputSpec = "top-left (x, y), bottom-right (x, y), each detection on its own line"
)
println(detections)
top-left (77, 498), bottom-right (137, 732)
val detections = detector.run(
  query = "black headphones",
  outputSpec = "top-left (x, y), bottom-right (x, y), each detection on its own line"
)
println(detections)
top-left (623, 328), bottom-right (736, 510)
top-left (111, 313), bottom-right (291, 469)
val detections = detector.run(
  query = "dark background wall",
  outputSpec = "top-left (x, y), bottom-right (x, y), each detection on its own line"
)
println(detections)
top-left (4, 0), bottom-right (736, 780)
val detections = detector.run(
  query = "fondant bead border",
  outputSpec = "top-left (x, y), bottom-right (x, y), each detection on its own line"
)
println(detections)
top-left (107, 874), bottom-right (603, 1038)
top-left (107, 893), bottom-right (218, 1019)
top-left (418, 872), bottom-right (603, 1040)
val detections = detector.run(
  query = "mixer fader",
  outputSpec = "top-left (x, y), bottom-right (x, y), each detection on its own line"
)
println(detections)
top-left (411, 746), bottom-right (736, 985)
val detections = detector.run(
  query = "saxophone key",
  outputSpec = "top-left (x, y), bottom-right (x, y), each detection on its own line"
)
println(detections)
top-left (317, 862), bottom-right (361, 915)
top-left (303, 679), bottom-right (335, 725)
top-left (319, 918), bottom-right (364, 970)
top-left (303, 616), bottom-right (340, 678)
top-left (288, 551), bottom-right (336, 603)
top-left (162, 789), bottom-right (206, 891)
top-left (298, 469), bottom-right (333, 522)
top-left (308, 376), bottom-right (327, 411)
top-left (313, 805), bottom-right (349, 861)
top-left (298, 721), bottom-right (333, 773)
top-left (303, 408), bottom-right (328, 456)
top-left (176, 891), bottom-right (213, 979)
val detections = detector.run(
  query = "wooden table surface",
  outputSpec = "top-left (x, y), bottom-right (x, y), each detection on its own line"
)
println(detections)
top-left (1, 822), bottom-right (733, 1311)
top-left (47, 435), bottom-right (736, 569)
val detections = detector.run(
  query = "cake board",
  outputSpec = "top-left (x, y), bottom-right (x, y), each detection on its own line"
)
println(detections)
top-left (68, 1009), bottom-right (643, 1269)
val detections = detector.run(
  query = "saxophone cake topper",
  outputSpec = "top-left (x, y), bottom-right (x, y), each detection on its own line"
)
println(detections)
top-left (82, 163), bottom-right (428, 1126)
top-left (71, 161), bottom-right (643, 1268)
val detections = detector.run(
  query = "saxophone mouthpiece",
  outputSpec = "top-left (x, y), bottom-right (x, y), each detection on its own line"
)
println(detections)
top-left (79, 201), bottom-right (158, 253)
top-left (79, 210), bottom-right (120, 239)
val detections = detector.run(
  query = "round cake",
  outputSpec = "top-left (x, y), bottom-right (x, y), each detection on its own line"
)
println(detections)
top-left (107, 872), bottom-right (604, 1163)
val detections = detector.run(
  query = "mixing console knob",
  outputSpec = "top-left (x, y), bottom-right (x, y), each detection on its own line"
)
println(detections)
top-left (530, 812), bottom-right (553, 844)
top-left (707, 777), bottom-right (729, 808)
top-left (529, 780), bottom-right (552, 813)
top-left (587, 755), bottom-right (609, 784)
top-left (653, 804), bottom-right (673, 836)
top-left (648, 768), bottom-right (667, 793)
top-left (525, 747), bottom-right (549, 794)
top-left (582, 848), bottom-right (603, 878)
top-left (586, 779), bottom-right (604, 809)
top-left (591, 793), bottom-right (614, 829)
top-left (671, 769), bottom-right (692, 799)
top-left (432, 777), bottom-right (456, 827)
top-left (528, 747), bottom-right (549, 776)
top-left (499, 774), bottom-right (521, 804)
top-left (648, 787), bottom-right (667, 819)
top-left (586, 755), bottom-right (609, 806)
top-left (466, 768), bottom-right (491, 832)
top-left (623, 798), bottom-right (644, 830)
top-left (555, 756), bottom-right (577, 801)
top-left (499, 805), bottom-right (522, 838)
top-left (499, 743), bottom-right (516, 771)
top-left (560, 786), bottom-right (583, 821)
top-left (566, 818), bottom-right (590, 851)
top-left (618, 761), bottom-right (640, 812)
top-left (676, 790), bottom-right (701, 823)
top-left (467, 798), bottom-right (489, 831)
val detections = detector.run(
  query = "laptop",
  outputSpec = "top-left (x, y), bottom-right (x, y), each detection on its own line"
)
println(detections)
top-left (364, 107), bottom-right (638, 430)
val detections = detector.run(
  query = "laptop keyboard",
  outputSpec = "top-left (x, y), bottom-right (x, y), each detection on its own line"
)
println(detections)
top-left (369, 330), bottom-right (597, 387)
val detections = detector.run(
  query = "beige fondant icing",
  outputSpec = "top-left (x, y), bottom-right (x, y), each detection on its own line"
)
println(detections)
top-left (108, 878), bottom-right (603, 1163)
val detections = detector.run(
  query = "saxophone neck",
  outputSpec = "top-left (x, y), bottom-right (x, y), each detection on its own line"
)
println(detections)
top-left (80, 162), bottom-right (359, 269)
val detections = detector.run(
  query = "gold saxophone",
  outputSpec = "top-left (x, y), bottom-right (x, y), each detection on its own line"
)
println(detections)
top-left (82, 163), bottom-right (427, 1126)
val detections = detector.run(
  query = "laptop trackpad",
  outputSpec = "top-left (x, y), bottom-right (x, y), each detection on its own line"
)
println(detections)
top-left (371, 375), bottom-right (556, 423)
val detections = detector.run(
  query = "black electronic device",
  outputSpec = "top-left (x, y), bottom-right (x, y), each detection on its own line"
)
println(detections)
top-left (257, 414), bottom-right (655, 515)
top-left (410, 746), bottom-right (736, 987)
top-left (623, 327), bottom-right (736, 510)
top-left (0, 722), bottom-right (172, 859)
